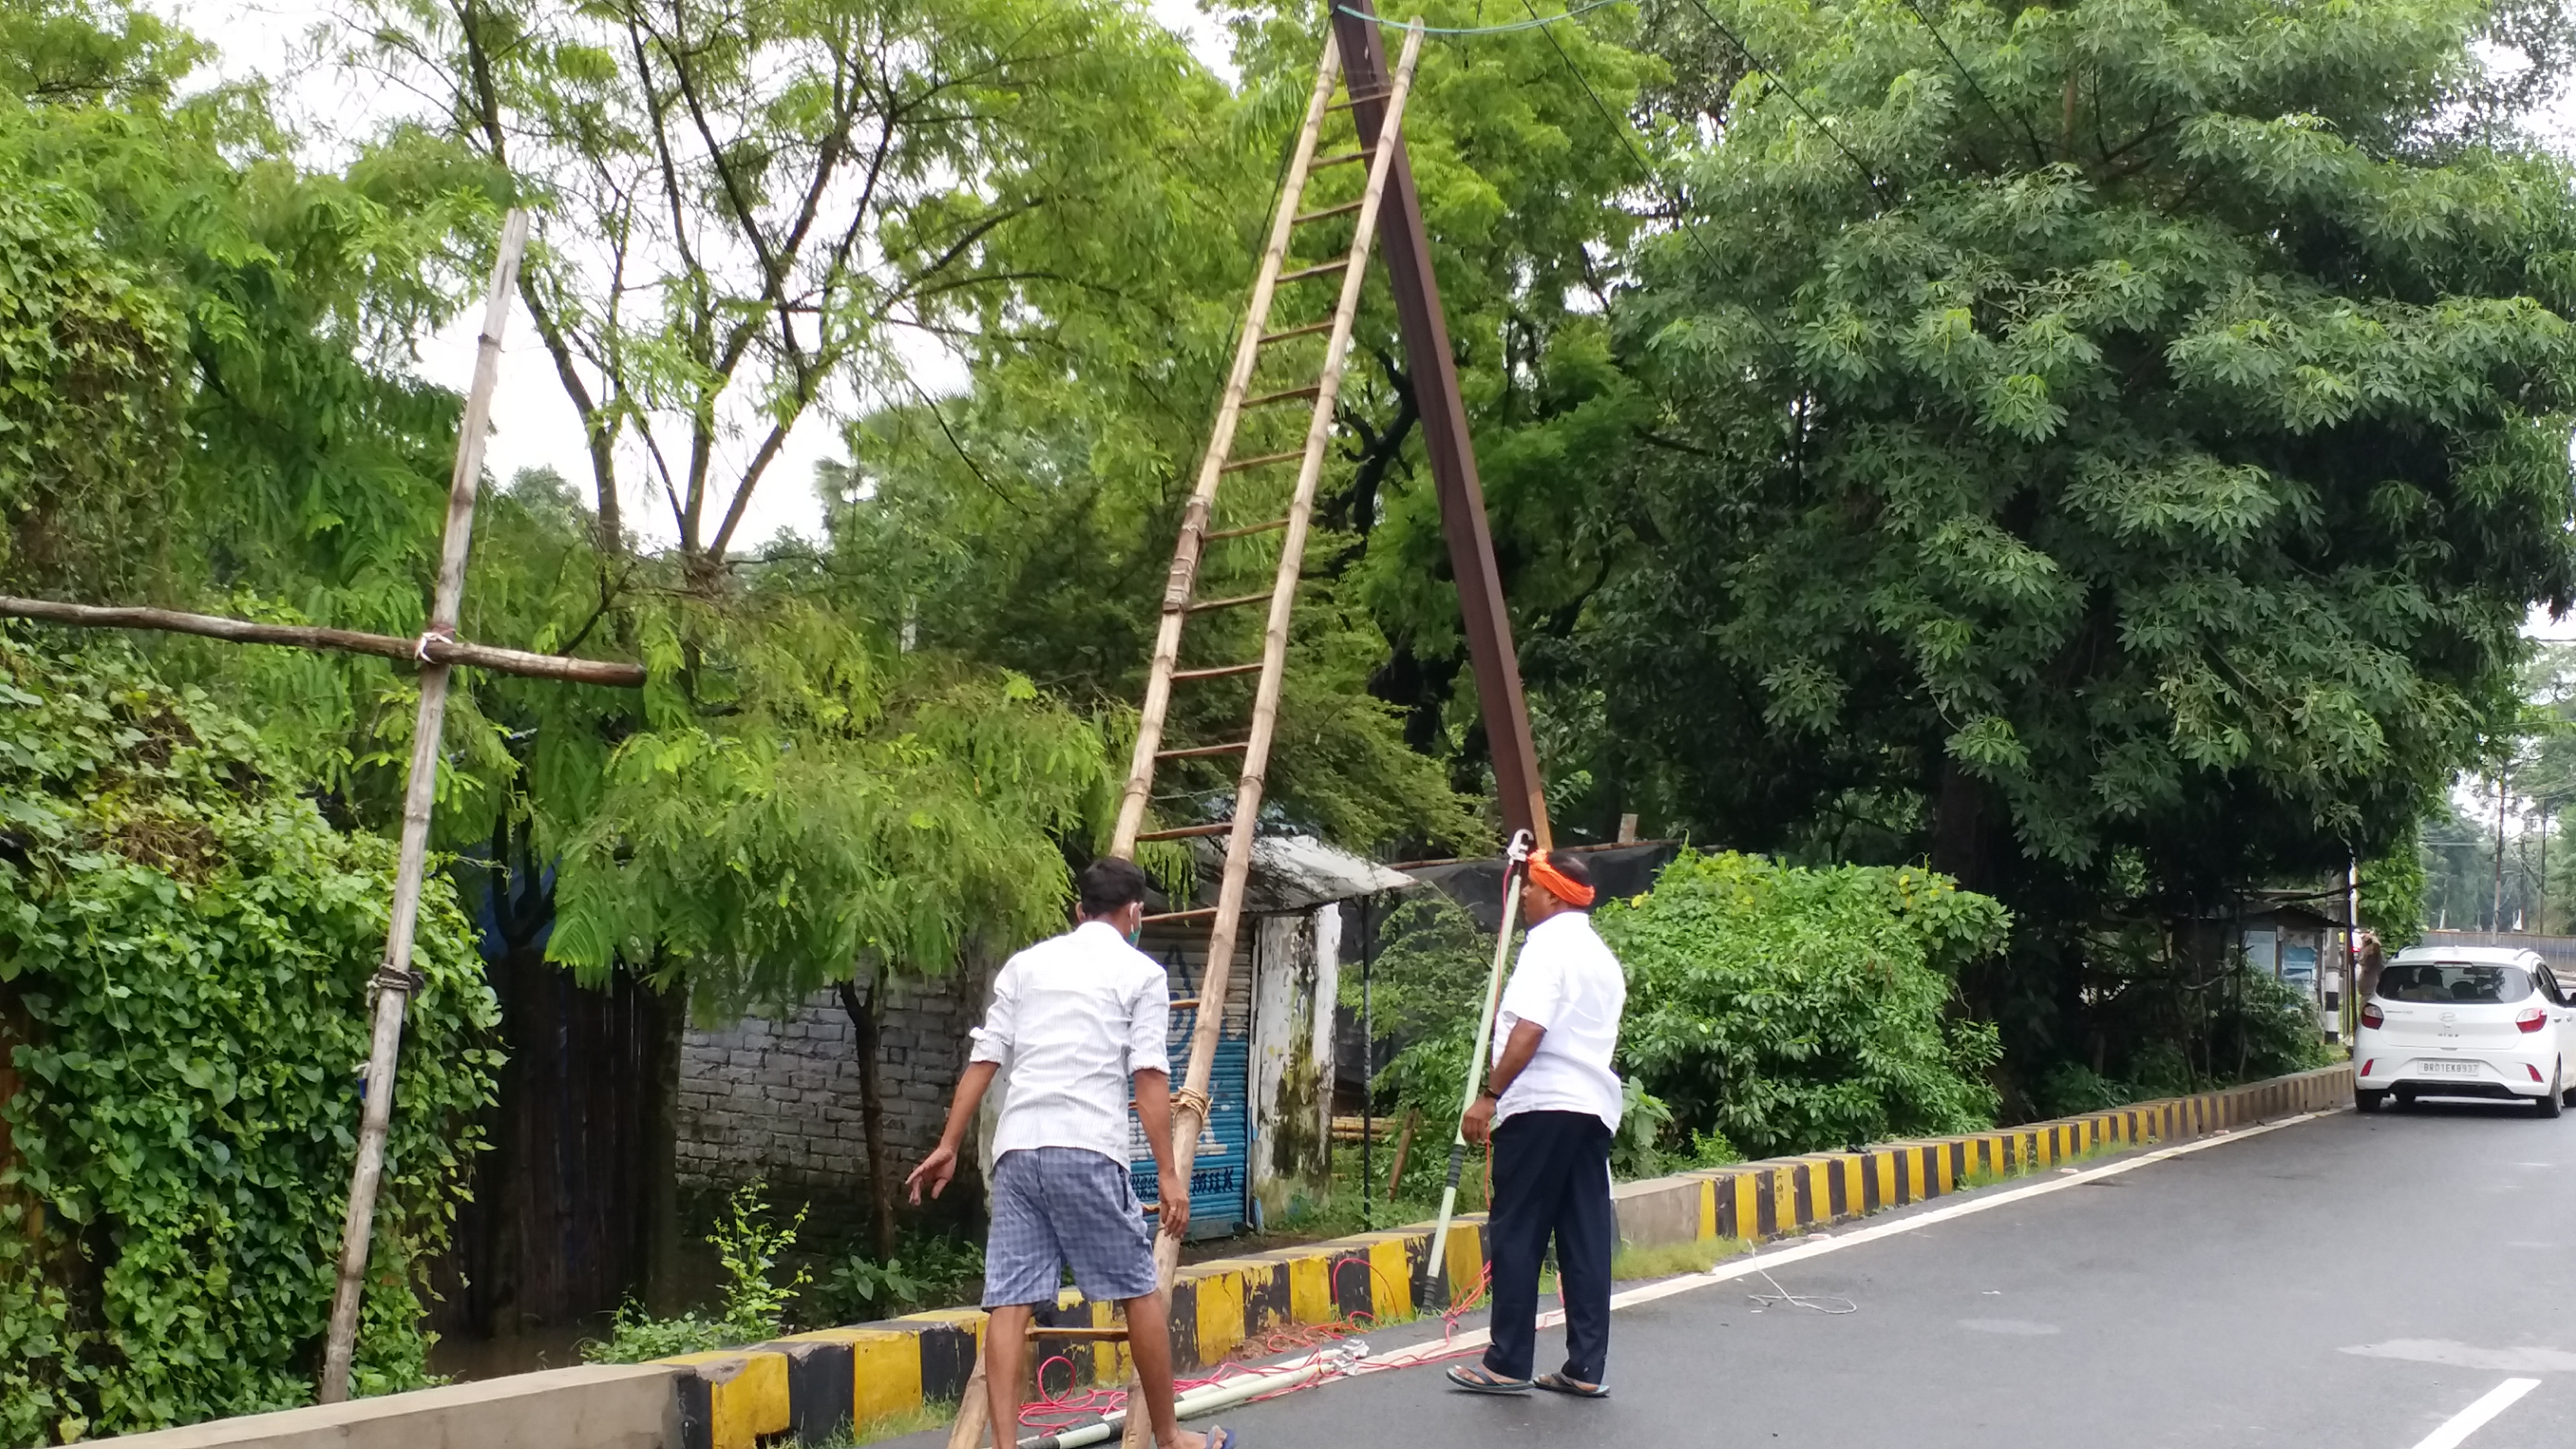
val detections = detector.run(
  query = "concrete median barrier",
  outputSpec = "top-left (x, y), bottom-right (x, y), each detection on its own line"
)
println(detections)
top-left (101, 1063), bottom-right (2351, 1449)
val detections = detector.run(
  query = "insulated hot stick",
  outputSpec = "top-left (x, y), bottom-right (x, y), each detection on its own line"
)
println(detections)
top-left (1423, 828), bottom-right (1535, 1307)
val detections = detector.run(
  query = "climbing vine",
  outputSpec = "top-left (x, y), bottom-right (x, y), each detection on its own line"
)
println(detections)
top-left (0, 632), bottom-right (499, 1444)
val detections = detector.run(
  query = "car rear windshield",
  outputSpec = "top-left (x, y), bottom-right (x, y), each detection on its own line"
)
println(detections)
top-left (2375, 963), bottom-right (2533, 1005)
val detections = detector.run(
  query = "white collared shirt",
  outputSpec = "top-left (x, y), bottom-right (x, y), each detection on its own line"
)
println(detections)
top-left (1494, 910), bottom-right (1627, 1130)
top-left (970, 919), bottom-right (1174, 1164)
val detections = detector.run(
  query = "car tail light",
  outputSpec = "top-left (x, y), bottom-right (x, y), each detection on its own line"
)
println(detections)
top-left (2533, 1064), bottom-right (2547, 1082)
top-left (2360, 1059), bottom-right (2375, 1077)
top-left (2518, 1007), bottom-right (2547, 1034)
top-left (2361, 1002), bottom-right (2384, 1030)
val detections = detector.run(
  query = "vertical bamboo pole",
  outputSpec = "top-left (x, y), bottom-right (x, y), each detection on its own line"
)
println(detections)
top-left (318, 209), bottom-right (531, 1404)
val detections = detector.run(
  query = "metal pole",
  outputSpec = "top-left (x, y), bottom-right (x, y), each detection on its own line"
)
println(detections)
top-left (318, 209), bottom-right (531, 1404)
top-left (1361, 893), bottom-right (1375, 1233)
top-left (1424, 832), bottom-right (1531, 1309)
top-left (2495, 770), bottom-right (2509, 932)
top-left (2346, 855), bottom-right (2363, 1043)
top-left (2524, 794), bottom-right (2545, 928)
top-left (1331, 0), bottom-right (1551, 851)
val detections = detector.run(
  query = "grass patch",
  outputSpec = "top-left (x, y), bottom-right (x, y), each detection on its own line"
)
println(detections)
top-left (804, 1400), bottom-right (959, 1448)
top-left (1613, 1236), bottom-right (1751, 1281)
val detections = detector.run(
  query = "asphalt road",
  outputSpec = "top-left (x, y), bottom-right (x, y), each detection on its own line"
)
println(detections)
top-left (1187, 1097), bottom-right (2576, 1449)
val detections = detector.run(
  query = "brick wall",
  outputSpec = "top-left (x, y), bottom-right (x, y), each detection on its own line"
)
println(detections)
top-left (674, 976), bottom-right (981, 1196)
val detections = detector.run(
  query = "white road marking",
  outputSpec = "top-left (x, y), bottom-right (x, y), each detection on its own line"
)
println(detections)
top-left (1361, 1109), bottom-right (2334, 1372)
top-left (2407, 1378), bottom-right (2540, 1449)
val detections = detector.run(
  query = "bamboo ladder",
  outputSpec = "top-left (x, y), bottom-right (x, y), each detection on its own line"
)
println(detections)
top-left (943, 21), bottom-right (1426, 1449)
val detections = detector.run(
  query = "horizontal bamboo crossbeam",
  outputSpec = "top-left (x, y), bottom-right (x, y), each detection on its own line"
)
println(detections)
top-left (1277, 259), bottom-right (1352, 284)
top-left (1259, 320), bottom-right (1336, 346)
top-left (1295, 199), bottom-right (1367, 224)
top-left (1169, 661), bottom-right (1263, 681)
top-left (1156, 740), bottom-right (1249, 760)
top-left (0, 595), bottom-right (648, 688)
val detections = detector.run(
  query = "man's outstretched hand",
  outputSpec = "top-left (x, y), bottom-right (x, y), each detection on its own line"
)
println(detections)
top-left (906, 1143), bottom-right (958, 1205)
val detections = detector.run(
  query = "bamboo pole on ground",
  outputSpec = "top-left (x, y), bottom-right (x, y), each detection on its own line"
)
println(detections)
top-left (316, 209), bottom-right (531, 1404)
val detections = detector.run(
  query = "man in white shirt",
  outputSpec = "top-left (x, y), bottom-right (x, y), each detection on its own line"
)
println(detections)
top-left (1445, 848), bottom-right (1626, 1399)
top-left (907, 858), bottom-right (1225, 1449)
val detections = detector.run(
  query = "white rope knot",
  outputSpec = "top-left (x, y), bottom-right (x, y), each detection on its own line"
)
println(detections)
top-left (1172, 1088), bottom-right (1213, 1123)
top-left (413, 623), bottom-right (456, 664)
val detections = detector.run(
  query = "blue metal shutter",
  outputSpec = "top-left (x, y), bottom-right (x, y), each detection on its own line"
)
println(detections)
top-left (1130, 924), bottom-right (1254, 1237)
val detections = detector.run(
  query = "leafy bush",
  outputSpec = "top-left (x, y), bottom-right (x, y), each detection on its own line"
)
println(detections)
top-left (0, 634), bottom-right (499, 1442)
top-left (1366, 853), bottom-right (2009, 1169)
top-left (805, 1234), bottom-right (984, 1327)
top-left (585, 1182), bottom-right (811, 1363)
top-left (1601, 852), bottom-right (2009, 1159)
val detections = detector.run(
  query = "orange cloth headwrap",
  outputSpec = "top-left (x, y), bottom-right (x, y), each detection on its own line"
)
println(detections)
top-left (1525, 849), bottom-right (1594, 908)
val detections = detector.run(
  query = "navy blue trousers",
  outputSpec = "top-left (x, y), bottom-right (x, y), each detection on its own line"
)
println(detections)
top-left (1481, 1109), bottom-right (1613, 1384)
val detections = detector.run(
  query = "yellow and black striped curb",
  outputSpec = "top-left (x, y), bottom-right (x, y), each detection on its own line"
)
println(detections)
top-left (664, 1063), bottom-right (2353, 1448)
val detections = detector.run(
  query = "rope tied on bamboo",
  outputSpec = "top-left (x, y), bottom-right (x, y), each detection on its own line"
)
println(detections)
top-left (412, 623), bottom-right (456, 663)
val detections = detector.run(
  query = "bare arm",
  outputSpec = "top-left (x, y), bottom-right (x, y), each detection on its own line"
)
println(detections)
top-left (1464, 1020), bottom-right (1546, 1146)
top-left (1133, 1067), bottom-right (1188, 1238)
top-left (905, 1059), bottom-right (999, 1203)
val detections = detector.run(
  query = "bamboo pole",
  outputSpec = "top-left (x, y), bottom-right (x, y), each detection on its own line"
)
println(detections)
top-left (1112, 29), bottom-right (1424, 1449)
top-left (0, 595), bottom-right (645, 687)
top-left (317, 209), bottom-right (531, 1404)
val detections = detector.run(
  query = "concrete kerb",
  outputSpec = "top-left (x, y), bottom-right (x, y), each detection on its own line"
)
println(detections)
top-left (101, 1063), bottom-right (2352, 1449)
top-left (652, 1062), bottom-right (2353, 1449)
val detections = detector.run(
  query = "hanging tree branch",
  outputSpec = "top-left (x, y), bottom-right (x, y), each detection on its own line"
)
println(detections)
top-left (0, 595), bottom-right (647, 688)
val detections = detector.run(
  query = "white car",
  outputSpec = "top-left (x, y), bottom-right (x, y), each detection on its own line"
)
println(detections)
top-left (2356, 946), bottom-right (2576, 1115)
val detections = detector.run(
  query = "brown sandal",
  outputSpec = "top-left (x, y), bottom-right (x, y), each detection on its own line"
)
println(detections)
top-left (1446, 1363), bottom-right (1533, 1394)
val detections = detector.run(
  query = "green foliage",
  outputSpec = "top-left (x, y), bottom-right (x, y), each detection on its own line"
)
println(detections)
top-left (0, 0), bottom-right (490, 612)
top-left (1367, 855), bottom-right (2006, 1164)
top-left (1601, 853), bottom-right (2009, 1159)
top-left (1609, 1077), bottom-right (1673, 1179)
top-left (585, 1182), bottom-right (810, 1363)
top-left (806, 1235), bottom-right (984, 1325)
top-left (543, 595), bottom-right (1118, 1010)
top-left (0, 634), bottom-right (497, 1439)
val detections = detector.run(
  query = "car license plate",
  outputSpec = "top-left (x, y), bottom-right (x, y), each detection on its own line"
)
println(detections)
top-left (2419, 1059), bottom-right (2478, 1076)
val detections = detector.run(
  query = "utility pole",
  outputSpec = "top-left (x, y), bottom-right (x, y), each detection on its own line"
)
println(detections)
top-left (2524, 794), bottom-right (2545, 928)
top-left (2345, 856), bottom-right (2363, 1042)
top-left (1331, 0), bottom-right (1549, 851)
top-left (318, 210), bottom-right (530, 1403)
top-left (2494, 770), bottom-right (2509, 932)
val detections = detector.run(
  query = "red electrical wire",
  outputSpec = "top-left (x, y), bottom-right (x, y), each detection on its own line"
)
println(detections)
top-left (1009, 1238), bottom-right (1559, 1432)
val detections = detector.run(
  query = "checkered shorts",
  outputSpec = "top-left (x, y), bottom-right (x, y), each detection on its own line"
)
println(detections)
top-left (982, 1148), bottom-right (1160, 1308)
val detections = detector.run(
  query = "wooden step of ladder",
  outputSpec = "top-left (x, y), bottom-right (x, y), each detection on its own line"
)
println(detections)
top-left (944, 21), bottom-right (1427, 1449)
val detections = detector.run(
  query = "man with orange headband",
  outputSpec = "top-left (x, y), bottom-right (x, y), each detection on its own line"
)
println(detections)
top-left (1446, 847), bottom-right (1627, 1399)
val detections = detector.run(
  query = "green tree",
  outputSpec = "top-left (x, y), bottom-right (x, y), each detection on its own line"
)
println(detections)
top-left (1531, 0), bottom-right (2576, 1074)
